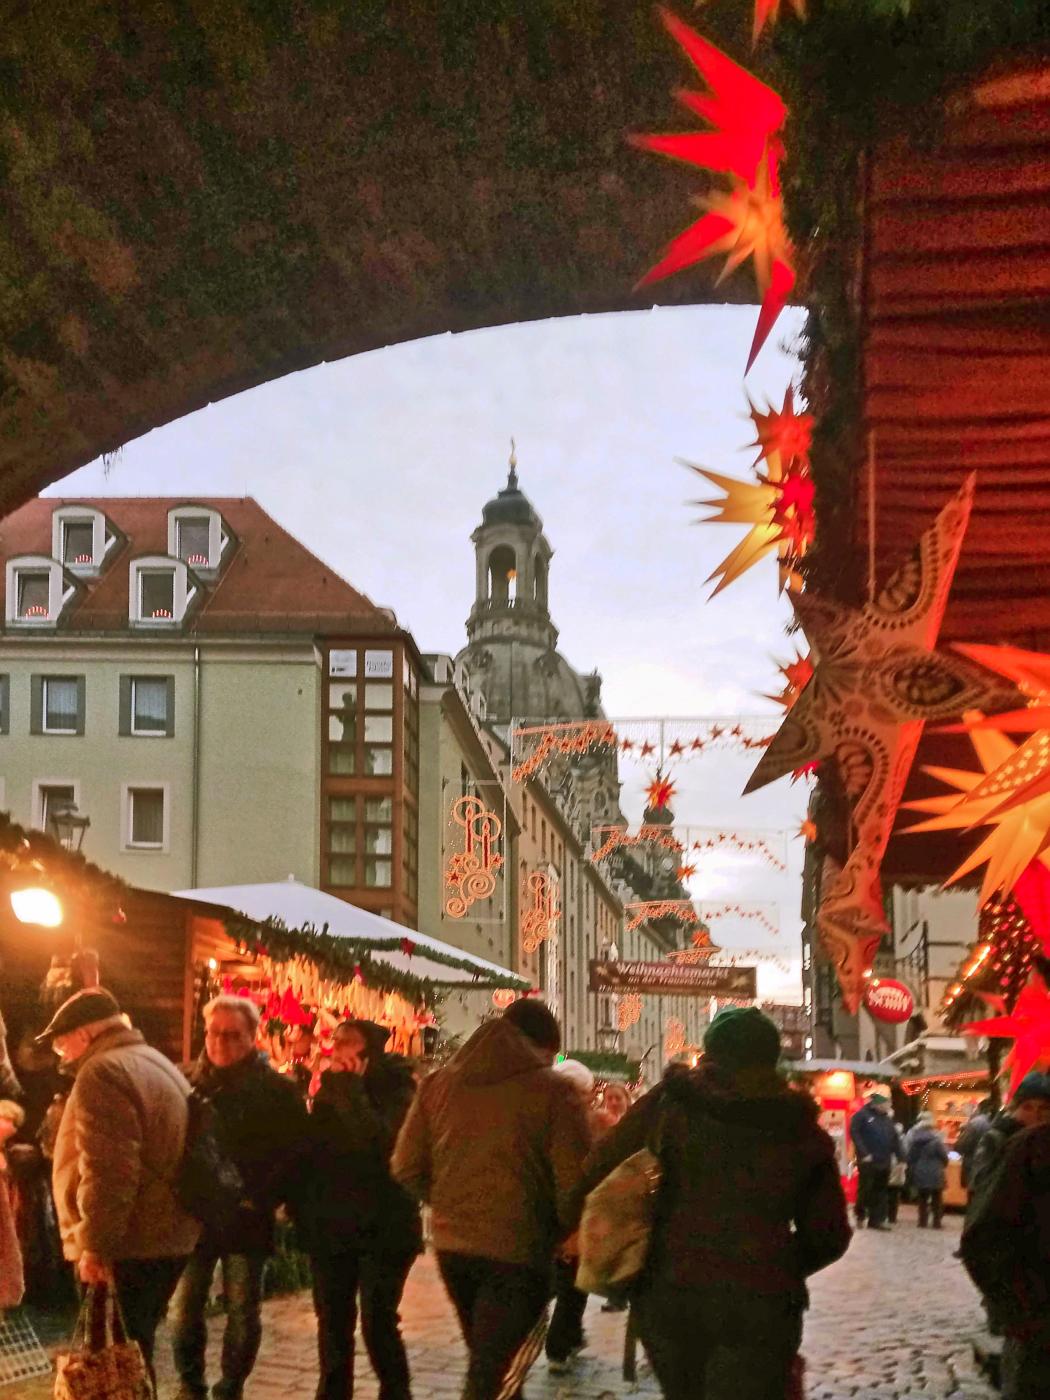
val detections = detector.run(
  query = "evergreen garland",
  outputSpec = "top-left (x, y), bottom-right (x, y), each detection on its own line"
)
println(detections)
top-left (229, 915), bottom-right (529, 1011)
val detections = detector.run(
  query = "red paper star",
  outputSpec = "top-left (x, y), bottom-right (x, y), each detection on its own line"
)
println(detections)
top-left (749, 386), bottom-right (813, 470)
top-left (798, 819), bottom-right (818, 843)
top-left (621, 738), bottom-right (635, 752)
top-left (691, 736), bottom-right (706, 751)
top-left (669, 739), bottom-right (686, 756)
top-left (753, 0), bottom-right (807, 46)
top-left (646, 776), bottom-right (678, 810)
top-left (632, 11), bottom-right (786, 187)
top-left (641, 740), bottom-right (656, 757)
top-left (677, 862), bottom-right (698, 880)
top-left (963, 973), bottom-right (1050, 1101)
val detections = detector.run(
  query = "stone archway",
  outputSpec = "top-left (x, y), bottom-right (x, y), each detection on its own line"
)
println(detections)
top-left (0, 0), bottom-right (755, 515)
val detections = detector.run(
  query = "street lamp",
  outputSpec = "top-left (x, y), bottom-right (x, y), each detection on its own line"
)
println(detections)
top-left (597, 1024), bottom-right (621, 1052)
top-left (48, 804), bottom-right (90, 853)
top-left (10, 887), bottom-right (63, 928)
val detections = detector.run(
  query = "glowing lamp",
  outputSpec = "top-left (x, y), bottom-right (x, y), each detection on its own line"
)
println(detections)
top-left (823, 1070), bottom-right (855, 1098)
top-left (10, 887), bottom-right (63, 928)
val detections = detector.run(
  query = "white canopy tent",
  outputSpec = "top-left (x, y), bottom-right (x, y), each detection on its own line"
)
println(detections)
top-left (173, 878), bottom-right (528, 990)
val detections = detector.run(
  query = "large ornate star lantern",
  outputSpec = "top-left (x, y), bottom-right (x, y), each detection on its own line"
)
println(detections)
top-left (744, 476), bottom-right (1021, 1011)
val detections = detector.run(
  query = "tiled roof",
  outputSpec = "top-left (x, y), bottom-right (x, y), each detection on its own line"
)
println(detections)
top-left (0, 497), bottom-right (386, 635)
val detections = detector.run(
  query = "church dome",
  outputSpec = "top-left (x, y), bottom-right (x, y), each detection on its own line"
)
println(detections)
top-left (481, 465), bottom-right (541, 529)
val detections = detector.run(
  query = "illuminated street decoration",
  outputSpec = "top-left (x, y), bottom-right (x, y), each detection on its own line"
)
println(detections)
top-left (511, 720), bottom-right (618, 782)
top-left (444, 795), bottom-right (504, 919)
top-left (625, 899), bottom-right (709, 933)
top-left (616, 992), bottom-right (644, 1031)
top-left (521, 871), bottom-right (561, 955)
top-left (700, 903), bottom-right (780, 938)
top-left (590, 825), bottom-right (684, 862)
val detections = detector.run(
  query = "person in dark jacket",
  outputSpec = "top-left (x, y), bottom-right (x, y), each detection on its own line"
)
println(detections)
top-left (171, 995), bottom-right (308, 1400)
top-left (905, 1112), bottom-right (949, 1227)
top-left (966, 1075), bottom-right (1050, 1225)
top-left (956, 1099), bottom-right (995, 1188)
top-left (850, 1093), bottom-right (902, 1230)
top-left (570, 1008), bottom-right (851, 1400)
top-left (392, 1000), bottom-right (590, 1400)
top-left (961, 1121), bottom-right (1050, 1399)
top-left (298, 1019), bottom-right (421, 1400)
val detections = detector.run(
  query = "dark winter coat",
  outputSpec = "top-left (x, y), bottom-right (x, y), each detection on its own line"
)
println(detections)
top-left (956, 1112), bottom-right (992, 1187)
top-left (965, 1111), bottom-right (1025, 1225)
top-left (849, 1104), bottom-right (902, 1169)
top-left (191, 1049), bottom-right (309, 1254)
top-left (296, 1055), bottom-right (422, 1259)
top-left (391, 1018), bottom-right (591, 1270)
top-left (961, 1123), bottom-right (1050, 1337)
top-left (570, 1063), bottom-right (851, 1309)
top-left (906, 1126), bottom-right (948, 1191)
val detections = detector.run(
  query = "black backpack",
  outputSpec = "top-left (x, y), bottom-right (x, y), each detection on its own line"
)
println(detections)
top-left (175, 1087), bottom-right (247, 1245)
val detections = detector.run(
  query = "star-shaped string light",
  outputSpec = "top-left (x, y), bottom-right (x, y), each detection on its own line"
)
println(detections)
top-left (901, 712), bottom-right (1050, 904)
top-left (963, 963), bottom-right (1050, 1101)
top-left (632, 10), bottom-right (794, 371)
top-left (766, 650), bottom-right (814, 710)
top-left (744, 477), bottom-right (1021, 1012)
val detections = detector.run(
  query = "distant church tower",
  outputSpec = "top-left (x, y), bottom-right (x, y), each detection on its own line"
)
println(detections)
top-left (457, 445), bottom-right (601, 726)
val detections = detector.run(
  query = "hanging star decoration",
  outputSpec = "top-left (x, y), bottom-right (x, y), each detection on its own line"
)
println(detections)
top-left (963, 957), bottom-right (1050, 1102)
top-left (646, 775), bottom-right (678, 810)
top-left (937, 645), bottom-right (1050, 823)
top-left (767, 649), bottom-right (815, 711)
top-left (676, 862), bottom-right (698, 880)
top-left (632, 9), bottom-right (795, 371)
top-left (744, 476), bottom-right (1022, 1013)
top-left (685, 387), bottom-right (814, 596)
top-left (752, 0), bottom-right (806, 45)
top-left (901, 711), bottom-right (1050, 905)
top-left (798, 818), bottom-right (818, 843)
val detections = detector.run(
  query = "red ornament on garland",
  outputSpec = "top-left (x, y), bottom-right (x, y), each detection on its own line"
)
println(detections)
top-left (646, 776), bottom-right (678, 811)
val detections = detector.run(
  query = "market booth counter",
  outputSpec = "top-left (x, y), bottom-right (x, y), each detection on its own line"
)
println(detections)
top-left (788, 1060), bottom-right (901, 1204)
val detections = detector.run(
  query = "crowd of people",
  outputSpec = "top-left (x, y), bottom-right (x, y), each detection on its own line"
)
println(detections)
top-left (20, 986), bottom-right (855, 1400)
top-left (16, 977), bottom-right (1050, 1400)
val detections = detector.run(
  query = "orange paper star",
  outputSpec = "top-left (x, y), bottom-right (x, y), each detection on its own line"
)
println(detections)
top-left (901, 712), bottom-right (1050, 904)
top-left (748, 386), bottom-right (813, 472)
top-left (677, 863), bottom-right (698, 880)
top-left (798, 819), bottom-right (818, 843)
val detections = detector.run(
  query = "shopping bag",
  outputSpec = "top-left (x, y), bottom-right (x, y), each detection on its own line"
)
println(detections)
top-left (575, 1143), bottom-right (663, 1297)
top-left (494, 1308), bottom-right (548, 1400)
top-left (54, 1284), bottom-right (153, 1400)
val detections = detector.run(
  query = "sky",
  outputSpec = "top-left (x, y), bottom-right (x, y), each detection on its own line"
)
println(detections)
top-left (53, 303), bottom-right (811, 1000)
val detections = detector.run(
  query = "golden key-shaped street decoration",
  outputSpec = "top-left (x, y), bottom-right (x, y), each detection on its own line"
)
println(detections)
top-left (444, 795), bottom-right (504, 919)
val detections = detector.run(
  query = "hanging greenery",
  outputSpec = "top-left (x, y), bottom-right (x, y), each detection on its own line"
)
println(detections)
top-left (227, 915), bottom-right (528, 1012)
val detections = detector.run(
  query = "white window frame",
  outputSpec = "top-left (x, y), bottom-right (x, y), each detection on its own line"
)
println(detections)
top-left (129, 677), bottom-right (170, 738)
top-left (32, 779), bottom-right (81, 833)
top-left (128, 556), bottom-right (195, 627)
top-left (5, 557), bottom-right (77, 628)
top-left (50, 505), bottom-right (115, 575)
top-left (40, 677), bottom-right (81, 735)
top-left (121, 783), bottom-right (171, 853)
top-left (166, 506), bottom-right (227, 572)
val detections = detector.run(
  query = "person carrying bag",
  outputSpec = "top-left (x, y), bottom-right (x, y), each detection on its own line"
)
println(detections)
top-left (54, 1283), bottom-right (152, 1400)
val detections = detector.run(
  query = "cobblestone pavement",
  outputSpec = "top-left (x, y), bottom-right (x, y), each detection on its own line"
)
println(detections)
top-left (8, 1206), bottom-right (996, 1399)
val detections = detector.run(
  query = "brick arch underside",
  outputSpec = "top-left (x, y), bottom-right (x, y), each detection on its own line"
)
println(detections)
top-left (0, 0), bottom-right (759, 516)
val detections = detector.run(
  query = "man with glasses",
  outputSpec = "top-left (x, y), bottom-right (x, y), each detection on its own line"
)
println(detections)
top-left (171, 996), bottom-right (307, 1400)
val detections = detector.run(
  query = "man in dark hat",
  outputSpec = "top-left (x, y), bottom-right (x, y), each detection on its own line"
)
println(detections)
top-left (850, 1092), bottom-right (902, 1230)
top-left (570, 1007), bottom-right (850, 1400)
top-left (40, 988), bottom-right (199, 1369)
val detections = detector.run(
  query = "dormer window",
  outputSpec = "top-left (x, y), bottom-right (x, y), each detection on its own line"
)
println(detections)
top-left (129, 556), bottom-right (196, 627)
top-left (140, 570), bottom-right (175, 620)
top-left (167, 506), bottom-right (227, 573)
top-left (50, 505), bottom-right (116, 576)
top-left (6, 556), bottom-right (78, 628)
top-left (176, 518), bottom-right (211, 568)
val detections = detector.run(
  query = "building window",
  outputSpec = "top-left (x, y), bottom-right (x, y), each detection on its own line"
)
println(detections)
top-left (37, 784), bottom-right (76, 835)
top-left (125, 787), bottom-right (166, 850)
top-left (17, 572), bottom-right (50, 620)
top-left (119, 676), bottom-right (174, 737)
top-left (363, 747), bottom-right (393, 776)
top-left (62, 521), bottom-right (95, 567)
top-left (326, 795), bottom-right (357, 886)
top-left (365, 858), bottom-right (392, 888)
top-left (176, 518), bottom-right (212, 568)
top-left (30, 676), bottom-right (85, 736)
top-left (139, 570), bottom-right (175, 620)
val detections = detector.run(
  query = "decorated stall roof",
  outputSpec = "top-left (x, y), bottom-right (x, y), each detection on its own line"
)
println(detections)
top-left (174, 879), bottom-right (529, 993)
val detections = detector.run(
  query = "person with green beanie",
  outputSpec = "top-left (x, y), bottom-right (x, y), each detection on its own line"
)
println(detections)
top-left (568, 1007), bottom-right (850, 1400)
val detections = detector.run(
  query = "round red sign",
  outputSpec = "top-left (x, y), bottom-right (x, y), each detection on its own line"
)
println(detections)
top-left (864, 978), bottom-right (915, 1024)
